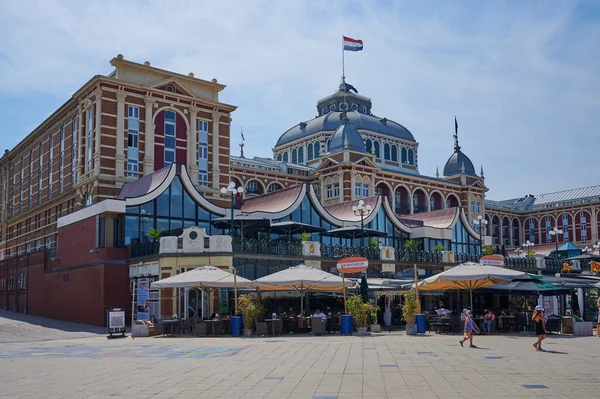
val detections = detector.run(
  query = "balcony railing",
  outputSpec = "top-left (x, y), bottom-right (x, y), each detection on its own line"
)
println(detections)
top-left (455, 252), bottom-right (480, 264)
top-left (320, 244), bottom-right (380, 260)
top-left (395, 249), bottom-right (443, 264)
top-left (233, 239), bottom-right (302, 257)
top-left (503, 256), bottom-right (537, 269)
top-left (130, 241), bottom-right (160, 258)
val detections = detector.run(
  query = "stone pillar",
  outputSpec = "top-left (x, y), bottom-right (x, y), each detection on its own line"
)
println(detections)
top-left (143, 97), bottom-right (155, 175)
top-left (338, 171), bottom-right (344, 204)
top-left (93, 89), bottom-right (102, 176)
top-left (188, 106), bottom-right (199, 179)
top-left (76, 104), bottom-right (84, 183)
top-left (211, 112), bottom-right (221, 190)
top-left (115, 91), bottom-right (127, 178)
top-left (410, 190), bottom-right (414, 214)
top-left (350, 170), bottom-right (356, 201)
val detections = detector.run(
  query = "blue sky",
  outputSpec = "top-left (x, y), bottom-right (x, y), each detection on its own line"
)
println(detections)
top-left (0, 0), bottom-right (598, 199)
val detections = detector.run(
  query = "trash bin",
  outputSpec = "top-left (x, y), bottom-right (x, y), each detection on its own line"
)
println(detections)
top-left (230, 316), bottom-right (243, 337)
top-left (415, 314), bottom-right (426, 335)
top-left (340, 315), bottom-right (353, 335)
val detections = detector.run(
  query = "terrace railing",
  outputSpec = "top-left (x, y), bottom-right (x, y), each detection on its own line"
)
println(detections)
top-left (454, 252), bottom-right (480, 264)
top-left (394, 249), bottom-right (443, 264)
top-left (130, 241), bottom-right (160, 258)
top-left (503, 256), bottom-right (537, 270)
top-left (320, 244), bottom-right (380, 260)
top-left (233, 239), bottom-right (303, 257)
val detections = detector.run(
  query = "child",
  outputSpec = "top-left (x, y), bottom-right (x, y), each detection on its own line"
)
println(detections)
top-left (532, 305), bottom-right (547, 351)
top-left (459, 310), bottom-right (480, 348)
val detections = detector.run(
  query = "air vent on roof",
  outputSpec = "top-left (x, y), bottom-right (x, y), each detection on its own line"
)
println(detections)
top-left (300, 122), bottom-right (307, 129)
top-left (380, 118), bottom-right (388, 125)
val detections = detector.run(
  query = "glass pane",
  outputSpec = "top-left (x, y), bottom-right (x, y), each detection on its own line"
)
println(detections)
top-left (156, 218), bottom-right (169, 234)
top-left (184, 220), bottom-right (196, 229)
top-left (170, 178), bottom-right (183, 219)
top-left (183, 190), bottom-right (196, 219)
top-left (126, 206), bottom-right (139, 215)
top-left (197, 205), bottom-right (210, 221)
top-left (197, 221), bottom-right (210, 235)
top-left (140, 201), bottom-right (154, 216)
top-left (165, 136), bottom-right (175, 148)
top-left (170, 219), bottom-right (183, 236)
top-left (125, 215), bottom-right (140, 245)
top-left (157, 190), bottom-right (170, 217)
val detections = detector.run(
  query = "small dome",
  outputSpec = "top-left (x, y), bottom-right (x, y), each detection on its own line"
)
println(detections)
top-left (443, 150), bottom-right (476, 177)
top-left (328, 123), bottom-right (366, 153)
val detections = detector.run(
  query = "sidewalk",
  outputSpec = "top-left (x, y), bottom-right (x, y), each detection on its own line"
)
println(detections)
top-left (0, 309), bottom-right (109, 343)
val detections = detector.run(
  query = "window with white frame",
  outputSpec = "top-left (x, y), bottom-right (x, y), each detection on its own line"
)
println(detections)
top-left (35, 240), bottom-right (41, 250)
top-left (470, 201), bottom-right (475, 213)
top-left (354, 183), bottom-right (361, 197)
top-left (307, 143), bottom-right (313, 161)
top-left (562, 214), bottom-right (569, 241)
top-left (298, 147), bottom-right (304, 164)
top-left (18, 247), bottom-right (22, 256)
top-left (395, 191), bottom-right (402, 209)
top-left (475, 202), bottom-right (480, 214)
top-left (314, 141), bottom-right (320, 159)
top-left (333, 183), bottom-right (340, 197)
top-left (48, 135), bottom-right (53, 198)
top-left (246, 180), bottom-right (258, 194)
top-left (28, 150), bottom-right (33, 209)
top-left (59, 125), bottom-right (65, 193)
top-left (292, 149), bottom-right (297, 164)
top-left (26, 243), bottom-right (31, 252)
top-left (580, 212), bottom-right (587, 242)
top-left (86, 107), bottom-right (93, 172)
top-left (127, 106), bottom-right (140, 177)
top-left (412, 193), bottom-right (418, 211)
top-left (84, 193), bottom-right (92, 207)
top-left (529, 219), bottom-right (535, 243)
top-left (164, 111), bottom-right (176, 166)
top-left (326, 184), bottom-right (333, 199)
top-left (72, 115), bottom-right (78, 186)
top-left (374, 141), bottom-right (380, 159)
top-left (384, 143), bottom-right (390, 160)
top-left (38, 142), bottom-right (43, 205)
top-left (197, 120), bottom-right (209, 186)
top-left (283, 152), bottom-right (288, 162)
top-left (545, 216), bottom-right (552, 243)
top-left (362, 184), bottom-right (369, 197)
top-left (408, 149), bottom-right (414, 165)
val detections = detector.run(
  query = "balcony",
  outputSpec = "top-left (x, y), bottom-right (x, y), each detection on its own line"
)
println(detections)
top-left (320, 244), bottom-right (380, 260)
top-left (233, 239), bottom-right (302, 257)
top-left (130, 241), bottom-right (160, 258)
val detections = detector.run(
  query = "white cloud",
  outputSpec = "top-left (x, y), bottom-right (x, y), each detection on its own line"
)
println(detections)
top-left (0, 0), bottom-right (598, 199)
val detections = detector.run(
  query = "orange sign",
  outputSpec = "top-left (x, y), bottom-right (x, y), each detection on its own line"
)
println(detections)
top-left (337, 257), bottom-right (369, 274)
top-left (480, 255), bottom-right (504, 267)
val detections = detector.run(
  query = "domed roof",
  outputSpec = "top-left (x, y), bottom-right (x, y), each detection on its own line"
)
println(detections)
top-left (328, 123), bottom-right (366, 153)
top-left (275, 111), bottom-right (415, 147)
top-left (443, 150), bottom-right (476, 177)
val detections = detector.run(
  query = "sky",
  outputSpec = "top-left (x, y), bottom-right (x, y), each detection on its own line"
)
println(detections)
top-left (0, 0), bottom-right (598, 200)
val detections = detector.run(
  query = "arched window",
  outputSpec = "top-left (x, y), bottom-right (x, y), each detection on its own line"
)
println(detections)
top-left (283, 152), bottom-right (288, 162)
top-left (268, 183), bottom-right (283, 193)
top-left (408, 149), bottom-right (414, 165)
top-left (384, 143), bottom-right (391, 160)
top-left (291, 149), bottom-right (297, 164)
top-left (401, 147), bottom-right (407, 164)
top-left (391, 145), bottom-right (398, 162)
top-left (314, 141), bottom-right (320, 159)
top-left (374, 141), bottom-right (380, 159)
top-left (7, 275), bottom-right (14, 290)
top-left (307, 143), bottom-right (313, 161)
top-left (298, 147), bottom-right (304, 163)
top-left (365, 139), bottom-right (372, 154)
top-left (276, 154), bottom-right (282, 161)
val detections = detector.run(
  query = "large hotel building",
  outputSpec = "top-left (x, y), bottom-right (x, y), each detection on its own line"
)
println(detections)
top-left (1, 56), bottom-right (598, 325)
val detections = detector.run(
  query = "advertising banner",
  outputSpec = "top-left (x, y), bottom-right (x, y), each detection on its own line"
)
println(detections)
top-left (480, 255), bottom-right (504, 267)
top-left (136, 278), bottom-right (150, 321)
top-left (107, 307), bottom-right (126, 336)
top-left (219, 288), bottom-right (229, 314)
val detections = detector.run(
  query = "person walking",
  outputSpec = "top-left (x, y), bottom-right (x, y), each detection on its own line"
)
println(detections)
top-left (459, 310), bottom-right (479, 348)
top-left (532, 305), bottom-right (547, 351)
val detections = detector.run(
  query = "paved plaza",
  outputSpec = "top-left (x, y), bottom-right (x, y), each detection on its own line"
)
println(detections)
top-left (0, 312), bottom-right (599, 399)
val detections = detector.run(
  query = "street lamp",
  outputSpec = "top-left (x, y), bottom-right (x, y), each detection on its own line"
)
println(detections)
top-left (593, 241), bottom-right (600, 255)
top-left (582, 246), bottom-right (592, 254)
top-left (549, 227), bottom-right (564, 260)
top-left (352, 199), bottom-right (372, 248)
top-left (523, 240), bottom-right (535, 257)
top-left (514, 247), bottom-right (523, 256)
top-left (472, 215), bottom-right (488, 255)
top-left (220, 181), bottom-right (244, 237)
top-left (139, 209), bottom-right (150, 243)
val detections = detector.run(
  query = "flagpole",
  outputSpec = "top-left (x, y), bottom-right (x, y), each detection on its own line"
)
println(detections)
top-left (342, 35), bottom-right (345, 78)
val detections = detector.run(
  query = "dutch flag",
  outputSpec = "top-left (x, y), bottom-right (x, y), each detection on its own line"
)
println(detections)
top-left (343, 36), bottom-right (363, 51)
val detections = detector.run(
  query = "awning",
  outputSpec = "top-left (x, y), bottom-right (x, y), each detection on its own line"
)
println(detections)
top-left (211, 214), bottom-right (270, 230)
top-left (252, 264), bottom-right (355, 292)
top-left (151, 266), bottom-right (252, 289)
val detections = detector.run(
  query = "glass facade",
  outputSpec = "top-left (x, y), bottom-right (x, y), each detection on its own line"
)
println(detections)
top-left (124, 176), bottom-right (221, 245)
top-left (451, 218), bottom-right (480, 254)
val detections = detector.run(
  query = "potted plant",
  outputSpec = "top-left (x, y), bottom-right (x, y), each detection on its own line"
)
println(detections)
top-left (370, 306), bottom-right (381, 333)
top-left (368, 238), bottom-right (379, 248)
top-left (147, 227), bottom-right (162, 242)
top-left (433, 244), bottom-right (445, 252)
top-left (404, 239), bottom-right (418, 251)
top-left (483, 245), bottom-right (494, 256)
top-left (347, 295), bottom-right (374, 336)
top-left (402, 290), bottom-right (419, 336)
top-left (237, 294), bottom-right (260, 338)
top-left (298, 233), bottom-right (312, 242)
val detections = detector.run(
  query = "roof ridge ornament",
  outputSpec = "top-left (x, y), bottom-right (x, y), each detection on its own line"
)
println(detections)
top-left (454, 116), bottom-right (461, 152)
top-left (436, 167), bottom-right (439, 178)
top-left (480, 166), bottom-right (484, 178)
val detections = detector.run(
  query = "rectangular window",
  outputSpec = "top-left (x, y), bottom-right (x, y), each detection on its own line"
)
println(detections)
top-left (20, 157), bottom-right (24, 213)
top-left (354, 183), bottom-right (361, 197)
top-left (475, 202), bottom-right (480, 214)
top-left (562, 214), bottom-right (569, 241)
top-left (326, 184), bottom-right (333, 199)
top-left (198, 120), bottom-right (209, 186)
top-left (48, 135), bottom-right (53, 199)
top-left (39, 142), bottom-right (43, 205)
top-left (127, 106), bottom-right (140, 177)
top-left (59, 125), bottom-right (65, 193)
top-left (26, 243), bottom-right (31, 253)
top-left (545, 216), bottom-right (552, 243)
top-left (470, 201), bottom-right (475, 213)
top-left (45, 237), bottom-right (51, 248)
top-left (72, 116), bottom-right (78, 186)
top-left (246, 181), bottom-right (257, 194)
top-left (333, 183), bottom-right (340, 197)
top-left (35, 240), bottom-right (41, 250)
top-left (86, 107), bottom-right (93, 173)
top-left (581, 212), bottom-right (587, 242)
top-left (28, 150), bottom-right (33, 209)
top-left (362, 184), bottom-right (369, 197)
top-left (395, 191), bottom-right (402, 209)
top-left (529, 219), bottom-right (535, 243)
top-left (164, 111), bottom-right (176, 167)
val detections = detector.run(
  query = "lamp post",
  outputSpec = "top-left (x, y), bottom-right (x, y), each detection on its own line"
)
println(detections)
top-left (352, 199), bottom-right (372, 249)
top-left (220, 182), bottom-right (244, 237)
top-left (523, 240), bottom-right (534, 257)
top-left (593, 241), bottom-right (600, 255)
top-left (220, 181), bottom-right (244, 317)
top-left (548, 227), bottom-right (563, 260)
top-left (138, 209), bottom-right (150, 243)
top-left (472, 215), bottom-right (488, 256)
top-left (514, 247), bottom-right (523, 256)
top-left (582, 246), bottom-right (592, 254)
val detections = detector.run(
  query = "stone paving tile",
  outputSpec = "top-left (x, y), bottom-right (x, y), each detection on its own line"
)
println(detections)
top-left (1, 314), bottom-right (600, 399)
